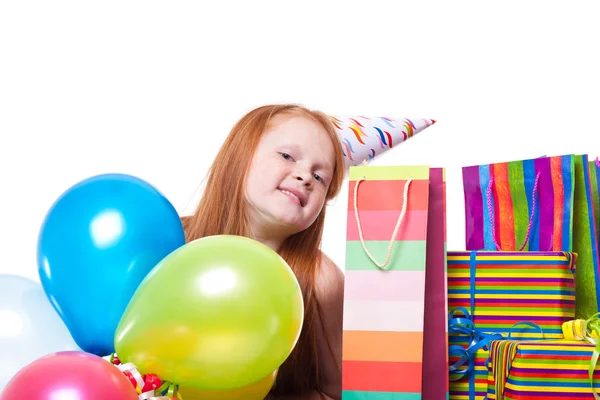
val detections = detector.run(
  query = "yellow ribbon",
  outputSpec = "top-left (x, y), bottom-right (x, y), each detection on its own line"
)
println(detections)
top-left (562, 314), bottom-right (600, 400)
top-left (562, 318), bottom-right (599, 341)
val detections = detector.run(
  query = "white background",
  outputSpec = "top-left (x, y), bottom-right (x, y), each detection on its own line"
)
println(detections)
top-left (1, 1), bottom-right (599, 282)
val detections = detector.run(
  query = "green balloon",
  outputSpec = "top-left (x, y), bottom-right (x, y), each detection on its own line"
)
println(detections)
top-left (114, 235), bottom-right (304, 390)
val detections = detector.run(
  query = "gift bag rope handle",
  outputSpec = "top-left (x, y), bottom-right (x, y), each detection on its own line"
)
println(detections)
top-left (486, 172), bottom-right (540, 251)
top-left (353, 175), bottom-right (413, 269)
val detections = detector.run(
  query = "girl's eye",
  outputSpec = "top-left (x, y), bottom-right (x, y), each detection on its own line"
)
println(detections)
top-left (314, 173), bottom-right (324, 183)
top-left (280, 152), bottom-right (293, 161)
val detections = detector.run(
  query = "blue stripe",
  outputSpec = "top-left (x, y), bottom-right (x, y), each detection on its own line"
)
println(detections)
top-left (469, 251), bottom-right (476, 315)
top-left (523, 158), bottom-right (538, 250)
top-left (561, 155), bottom-right (574, 250)
top-left (447, 259), bottom-right (571, 265)
top-left (595, 162), bottom-right (600, 252)
top-left (581, 154), bottom-right (600, 312)
top-left (479, 166), bottom-right (495, 250)
top-left (449, 289), bottom-right (574, 295)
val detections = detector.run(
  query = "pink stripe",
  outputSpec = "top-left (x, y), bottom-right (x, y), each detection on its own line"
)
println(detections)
top-left (346, 210), bottom-right (428, 241)
top-left (344, 271), bottom-right (426, 301)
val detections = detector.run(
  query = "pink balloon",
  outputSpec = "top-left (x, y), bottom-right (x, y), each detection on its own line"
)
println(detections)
top-left (1, 351), bottom-right (139, 400)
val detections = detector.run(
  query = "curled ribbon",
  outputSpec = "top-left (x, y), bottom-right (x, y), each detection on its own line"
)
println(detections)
top-left (562, 318), bottom-right (600, 341)
top-left (562, 314), bottom-right (600, 400)
top-left (448, 307), bottom-right (544, 381)
top-left (109, 353), bottom-right (182, 400)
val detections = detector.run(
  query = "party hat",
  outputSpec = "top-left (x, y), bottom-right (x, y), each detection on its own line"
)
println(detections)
top-left (329, 115), bottom-right (436, 167)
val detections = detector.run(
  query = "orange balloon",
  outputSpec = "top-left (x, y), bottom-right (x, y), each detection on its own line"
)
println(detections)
top-left (179, 369), bottom-right (278, 400)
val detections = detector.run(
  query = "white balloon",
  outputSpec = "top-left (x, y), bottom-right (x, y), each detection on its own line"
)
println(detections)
top-left (0, 274), bottom-right (80, 390)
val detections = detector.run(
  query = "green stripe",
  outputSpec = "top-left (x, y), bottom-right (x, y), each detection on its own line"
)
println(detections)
top-left (508, 159), bottom-right (529, 250)
top-left (508, 376), bottom-right (592, 384)
top-left (342, 391), bottom-right (421, 400)
top-left (473, 306), bottom-right (574, 312)
top-left (349, 165), bottom-right (430, 181)
top-left (345, 240), bottom-right (427, 271)
top-left (589, 161), bottom-right (600, 252)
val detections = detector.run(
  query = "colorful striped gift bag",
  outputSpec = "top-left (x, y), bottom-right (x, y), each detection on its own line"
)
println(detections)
top-left (342, 165), bottom-right (448, 400)
top-left (486, 339), bottom-right (600, 399)
top-left (463, 155), bottom-right (575, 252)
top-left (447, 251), bottom-right (577, 400)
top-left (462, 154), bottom-right (600, 318)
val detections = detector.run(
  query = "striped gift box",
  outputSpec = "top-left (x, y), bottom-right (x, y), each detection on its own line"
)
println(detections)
top-left (447, 251), bottom-right (577, 400)
top-left (487, 339), bottom-right (600, 399)
top-left (448, 251), bottom-right (576, 338)
top-left (448, 337), bottom-right (490, 400)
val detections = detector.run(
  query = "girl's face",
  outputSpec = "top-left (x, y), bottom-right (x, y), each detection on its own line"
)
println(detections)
top-left (245, 115), bottom-right (336, 238)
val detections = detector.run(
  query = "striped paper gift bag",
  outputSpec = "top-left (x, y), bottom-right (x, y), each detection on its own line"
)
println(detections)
top-left (447, 251), bottom-right (577, 400)
top-left (342, 166), bottom-right (448, 399)
top-left (486, 339), bottom-right (600, 399)
top-left (462, 154), bottom-right (600, 318)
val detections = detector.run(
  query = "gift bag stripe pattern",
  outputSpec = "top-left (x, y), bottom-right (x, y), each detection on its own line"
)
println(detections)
top-left (343, 300), bottom-right (425, 331)
top-left (345, 241), bottom-right (426, 271)
top-left (343, 360), bottom-right (423, 392)
top-left (464, 164), bottom-right (486, 249)
top-left (488, 340), bottom-right (600, 400)
top-left (447, 251), bottom-right (576, 340)
top-left (343, 166), bottom-right (432, 399)
top-left (490, 162), bottom-right (514, 249)
top-left (344, 271), bottom-right (426, 301)
top-left (349, 166), bottom-right (430, 181)
top-left (347, 180), bottom-right (430, 211)
top-left (342, 391), bottom-right (422, 400)
top-left (343, 331), bottom-right (423, 362)
top-left (347, 210), bottom-right (429, 241)
top-left (508, 159), bottom-right (528, 250)
top-left (463, 155), bottom-right (574, 252)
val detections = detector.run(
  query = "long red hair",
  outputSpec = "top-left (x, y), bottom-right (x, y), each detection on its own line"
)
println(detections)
top-left (181, 104), bottom-right (346, 395)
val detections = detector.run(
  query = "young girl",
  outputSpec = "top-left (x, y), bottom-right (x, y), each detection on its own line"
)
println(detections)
top-left (181, 104), bottom-right (346, 399)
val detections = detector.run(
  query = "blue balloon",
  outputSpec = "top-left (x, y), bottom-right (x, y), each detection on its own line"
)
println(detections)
top-left (0, 274), bottom-right (80, 390)
top-left (37, 173), bottom-right (186, 356)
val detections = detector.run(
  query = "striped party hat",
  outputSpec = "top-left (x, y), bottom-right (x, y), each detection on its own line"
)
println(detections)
top-left (329, 115), bottom-right (436, 167)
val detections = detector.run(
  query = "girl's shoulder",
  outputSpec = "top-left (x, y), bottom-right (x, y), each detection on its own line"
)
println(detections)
top-left (315, 250), bottom-right (344, 306)
top-left (314, 250), bottom-right (344, 399)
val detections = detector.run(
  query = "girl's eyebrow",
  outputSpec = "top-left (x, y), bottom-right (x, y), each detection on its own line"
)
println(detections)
top-left (278, 143), bottom-right (302, 154)
top-left (313, 160), bottom-right (334, 173)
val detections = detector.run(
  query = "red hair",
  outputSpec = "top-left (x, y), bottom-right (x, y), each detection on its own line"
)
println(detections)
top-left (181, 104), bottom-right (346, 395)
